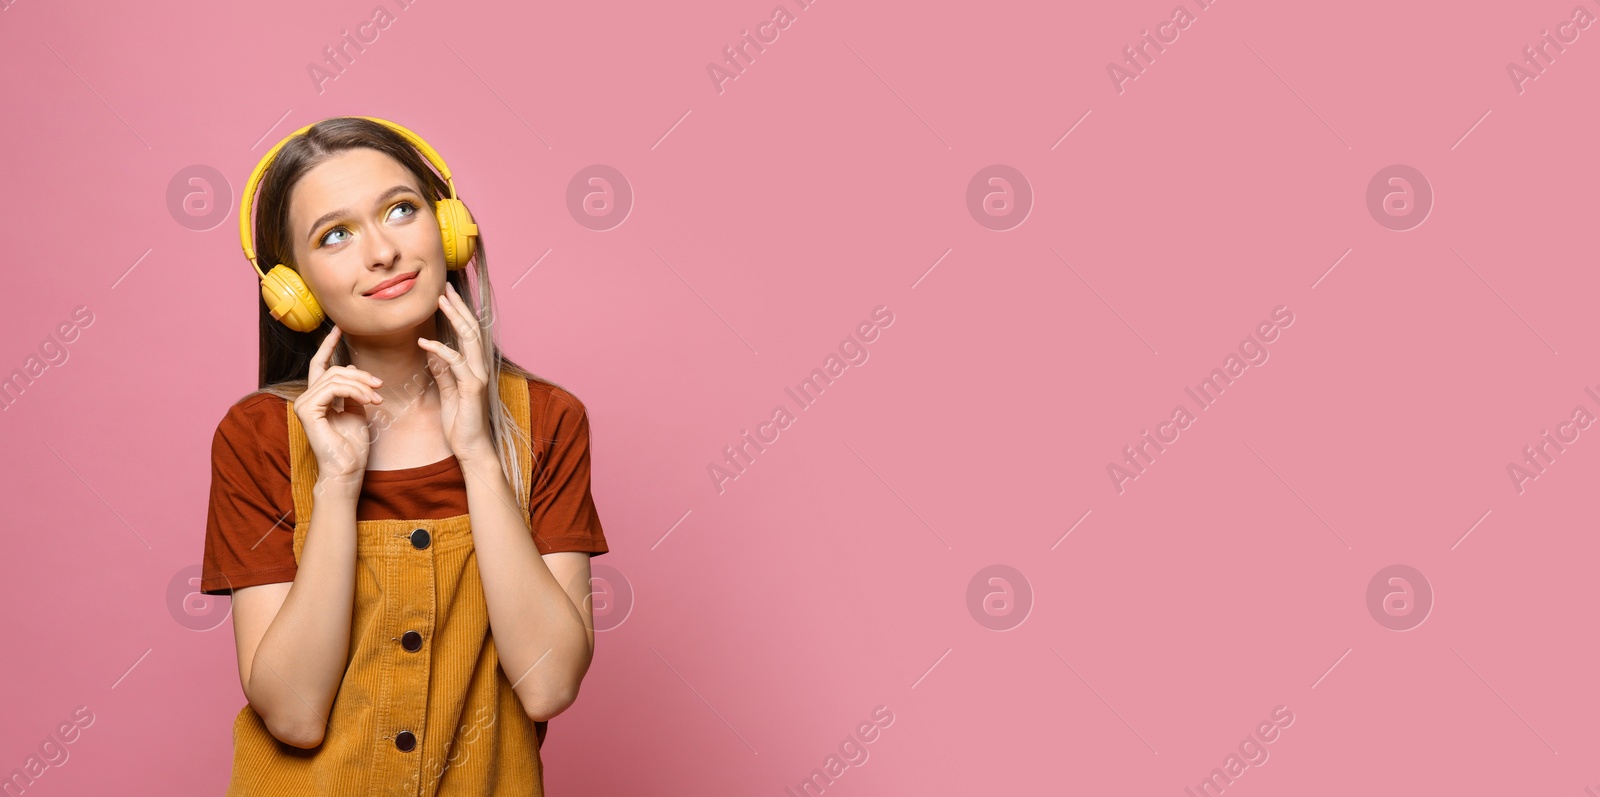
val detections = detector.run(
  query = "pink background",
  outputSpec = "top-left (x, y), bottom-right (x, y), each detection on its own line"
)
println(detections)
top-left (1, 0), bottom-right (1596, 794)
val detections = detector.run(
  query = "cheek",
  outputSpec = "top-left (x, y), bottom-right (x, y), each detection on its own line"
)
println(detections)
top-left (407, 211), bottom-right (442, 242)
top-left (299, 258), bottom-right (358, 301)
top-left (394, 217), bottom-right (444, 262)
top-left (294, 261), bottom-right (328, 296)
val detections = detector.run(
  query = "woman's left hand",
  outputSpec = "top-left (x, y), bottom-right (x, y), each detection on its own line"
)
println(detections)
top-left (419, 282), bottom-right (496, 464)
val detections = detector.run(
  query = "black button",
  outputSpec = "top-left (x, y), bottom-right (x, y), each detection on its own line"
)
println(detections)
top-left (409, 528), bottom-right (431, 550)
top-left (395, 730), bottom-right (416, 752)
top-left (401, 631), bottom-right (423, 652)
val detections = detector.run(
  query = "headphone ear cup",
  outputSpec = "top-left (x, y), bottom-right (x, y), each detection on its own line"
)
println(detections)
top-left (261, 264), bottom-right (325, 333)
top-left (435, 198), bottom-right (479, 271)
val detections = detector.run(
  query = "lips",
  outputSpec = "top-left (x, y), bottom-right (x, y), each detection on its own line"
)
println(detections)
top-left (364, 272), bottom-right (419, 297)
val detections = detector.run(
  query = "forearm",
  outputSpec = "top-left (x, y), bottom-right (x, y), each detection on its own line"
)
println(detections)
top-left (459, 454), bottom-right (591, 721)
top-left (247, 487), bottom-right (358, 747)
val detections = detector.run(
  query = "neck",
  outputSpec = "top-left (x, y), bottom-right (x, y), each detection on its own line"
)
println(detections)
top-left (342, 314), bottom-right (442, 405)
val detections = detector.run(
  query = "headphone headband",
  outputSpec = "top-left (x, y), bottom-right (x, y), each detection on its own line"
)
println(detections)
top-left (238, 116), bottom-right (461, 274)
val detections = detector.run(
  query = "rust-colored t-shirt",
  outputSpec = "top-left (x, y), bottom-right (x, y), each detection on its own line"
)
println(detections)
top-left (201, 376), bottom-right (608, 596)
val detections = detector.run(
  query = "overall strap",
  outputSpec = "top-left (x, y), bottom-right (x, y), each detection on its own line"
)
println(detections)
top-left (285, 371), bottom-right (537, 527)
top-left (288, 398), bottom-right (318, 528)
top-left (497, 370), bottom-right (535, 530)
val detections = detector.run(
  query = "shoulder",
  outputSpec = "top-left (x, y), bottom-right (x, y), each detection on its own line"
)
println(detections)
top-left (523, 376), bottom-right (593, 453)
top-left (211, 389), bottom-right (292, 463)
top-left (525, 376), bottom-right (588, 424)
top-left (526, 376), bottom-right (587, 412)
top-left (215, 390), bottom-right (289, 439)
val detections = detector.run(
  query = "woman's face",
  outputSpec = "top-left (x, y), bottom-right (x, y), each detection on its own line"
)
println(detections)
top-left (287, 147), bottom-right (446, 336)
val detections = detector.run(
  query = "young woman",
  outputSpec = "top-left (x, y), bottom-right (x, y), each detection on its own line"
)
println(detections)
top-left (199, 116), bottom-right (608, 796)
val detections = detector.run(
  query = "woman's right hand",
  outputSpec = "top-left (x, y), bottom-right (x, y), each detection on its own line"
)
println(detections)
top-left (293, 325), bottom-right (384, 496)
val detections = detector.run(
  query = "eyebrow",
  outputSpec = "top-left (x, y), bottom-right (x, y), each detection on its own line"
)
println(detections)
top-left (305, 185), bottom-right (420, 245)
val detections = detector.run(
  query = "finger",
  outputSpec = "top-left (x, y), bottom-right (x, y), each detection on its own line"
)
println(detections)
top-left (308, 377), bottom-right (384, 415)
top-left (426, 350), bottom-right (457, 396)
top-left (318, 386), bottom-right (378, 420)
top-left (309, 325), bottom-right (341, 384)
top-left (438, 286), bottom-right (488, 382)
top-left (435, 298), bottom-right (480, 381)
top-left (324, 375), bottom-right (384, 406)
top-left (297, 371), bottom-right (366, 409)
top-left (418, 338), bottom-right (474, 396)
top-left (330, 374), bottom-right (385, 403)
top-left (326, 364), bottom-right (383, 388)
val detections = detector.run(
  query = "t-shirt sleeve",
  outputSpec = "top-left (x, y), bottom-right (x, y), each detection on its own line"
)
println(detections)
top-left (200, 394), bottom-right (299, 595)
top-left (528, 384), bottom-right (609, 556)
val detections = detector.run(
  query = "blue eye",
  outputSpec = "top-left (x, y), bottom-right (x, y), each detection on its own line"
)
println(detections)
top-left (317, 201), bottom-right (418, 247)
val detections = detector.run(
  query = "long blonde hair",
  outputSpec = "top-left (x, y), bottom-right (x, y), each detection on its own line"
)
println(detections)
top-left (244, 116), bottom-right (564, 503)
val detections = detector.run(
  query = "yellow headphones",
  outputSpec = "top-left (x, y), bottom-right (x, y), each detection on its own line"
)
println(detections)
top-left (239, 116), bottom-right (478, 332)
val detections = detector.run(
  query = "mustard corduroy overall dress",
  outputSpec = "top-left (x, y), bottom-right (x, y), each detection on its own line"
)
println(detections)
top-left (226, 372), bottom-right (549, 796)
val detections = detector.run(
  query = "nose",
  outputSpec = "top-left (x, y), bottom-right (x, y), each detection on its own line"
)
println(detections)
top-left (363, 223), bottom-right (401, 270)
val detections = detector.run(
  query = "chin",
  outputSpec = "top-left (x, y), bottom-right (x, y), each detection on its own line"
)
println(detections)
top-left (340, 298), bottom-right (437, 337)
